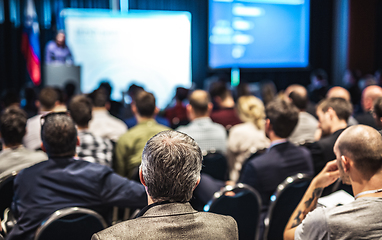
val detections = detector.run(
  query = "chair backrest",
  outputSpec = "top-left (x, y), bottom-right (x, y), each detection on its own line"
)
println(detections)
top-left (0, 171), bottom-right (18, 217)
top-left (201, 150), bottom-right (228, 181)
top-left (34, 207), bottom-right (107, 240)
top-left (263, 173), bottom-right (312, 240)
top-left (205, 183), bottom-right (262, 240)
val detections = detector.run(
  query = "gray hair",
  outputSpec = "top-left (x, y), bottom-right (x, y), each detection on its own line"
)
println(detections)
top-left (141, 130), bottom-right (203, 202)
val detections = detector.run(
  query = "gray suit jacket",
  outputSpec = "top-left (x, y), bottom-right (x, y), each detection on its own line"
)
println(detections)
top-left (92, 202), bottom-right (238, 240)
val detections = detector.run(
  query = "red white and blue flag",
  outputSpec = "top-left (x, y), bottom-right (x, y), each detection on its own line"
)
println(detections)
top-left (21, 0), bottom-right (41, 86)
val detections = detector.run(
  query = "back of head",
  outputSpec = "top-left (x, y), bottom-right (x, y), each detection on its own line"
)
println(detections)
top-left (0, 107), bottom-right (27, 146)
top-left (41, 113), bottom-right (77, 157)
top-left (336, 125), bottom-right (382, 178)
top-left (175, 87), bottom-right (189, 102)
top-left (265, 99), bottom-right (299, 138)
top-left (189, 90), bottom-right (210, 116)
top-left (374, 96), bottom-right (382, 120)
top-left (135, 91), bottom-right (156, 117)
top-left (317, 97), bottom-right (353, 121)
top-left (326, 86), bottom-right (351, 102)
top-left (54, 87), bottom-right (64, 104)
top-left (68, 95), bottom-right (92, 127)
top-left (39, 87), bottom-right (59, 110)
top-left (127, 84), bottom-right (144, 101)
top-left (2, 89), bottom-right (20, 107)
top-left (88, 88), bottom-right (108, 108)
top-left (362, 85), bottom-right (382, 111)
top-left (237, 95), bottom-right (265, 129)
top-left (141, 130), bottom-right (203, 202)
top-left (209, 81), bottom-right (230, 101)
top-left (289, 90), bottom-right (308, 111)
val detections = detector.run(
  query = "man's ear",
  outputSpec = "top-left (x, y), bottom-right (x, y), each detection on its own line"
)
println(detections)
top-left (35, 100), bottom-right (40, 109)
top-left (341, 155), bottom-right (351, 172)
top-left (131, 103), bottom-right (137, 114)
top-left (76, 136), bottom-right (80, 146)
top-left (41, 142), bottom-right (46, 152)
top-left (139, 167), bottom-right (146, 187)
top-left (154, 107), bottom-right (159, 116)
top-left (265, 119), bottom-right (271, 131)
top-left (193, 177), bottom-right (200, 190)
top-left (105, 102), bottom-right (111, 111)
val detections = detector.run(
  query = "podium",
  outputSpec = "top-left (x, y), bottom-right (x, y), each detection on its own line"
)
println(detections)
top-left (43, 65), bottom-right (81, 94)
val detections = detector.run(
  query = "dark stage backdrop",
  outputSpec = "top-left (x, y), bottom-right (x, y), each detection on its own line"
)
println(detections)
top-left (0, 0), bottom-right (354, 95)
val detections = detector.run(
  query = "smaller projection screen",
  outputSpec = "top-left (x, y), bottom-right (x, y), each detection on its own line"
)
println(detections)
top-left (63, 9), bottom-right (192, 109)
top-left (209, 0), bottom-right (310, 69)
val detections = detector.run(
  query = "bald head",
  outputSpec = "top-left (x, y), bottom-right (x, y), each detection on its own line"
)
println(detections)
top-left (362, 85), bottom-right (382, 112)
top-left (327, 86), bottom-right (351, 102)
top-left (335, 125), bottom-right (382, 177)
top-left (189, 90), bottom-right (211, 116)
top-left (285, 84), bottom-right (308, 111)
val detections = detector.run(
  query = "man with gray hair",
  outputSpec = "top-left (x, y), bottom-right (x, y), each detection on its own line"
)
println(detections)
top-left (93, 130), bottom-right (238, 240)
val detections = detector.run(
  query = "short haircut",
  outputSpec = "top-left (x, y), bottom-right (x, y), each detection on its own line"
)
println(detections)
top-left (317, 97), bottom-right (353, 121)
top-left (141, 130), bottom-right (203, 202)
top-left (209, 81), bottom-right (230, 100)
top-left (41, 113), bottom-right (77, 157)
top-left (374, 96), bottom-right (382, 119)
top-left (0, 107), bottom-right (27, 146)
top-left (135, 91), bottom-right (156, 117)
top-left (189, 90), bottom-right (210, 116)
top-left (289, 91), bottom-right (308, 110)
top-left (265, 99), bottom-right (299, 138)
top-left (68, 95), bottom-right (93, 127)
top-left (39, 87), bottom-right (58, 110)
top-left (337, 125), bottom-right (382, 178)
top-left (88, 88), bottom-right (108, 107)
top-left (175, 87), bottom-right (189, 102)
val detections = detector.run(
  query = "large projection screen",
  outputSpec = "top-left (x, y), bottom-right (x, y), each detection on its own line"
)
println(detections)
top-left (209, 0), bottom-right (310, 69)
top-left (63, 9), bottom-right (192, 109)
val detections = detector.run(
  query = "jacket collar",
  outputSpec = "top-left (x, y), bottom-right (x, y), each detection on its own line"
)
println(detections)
top-left (137, 201), bottom-right (196, 218)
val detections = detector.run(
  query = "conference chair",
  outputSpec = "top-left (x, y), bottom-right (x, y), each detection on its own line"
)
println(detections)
top-left (34, 207), bottom-right (107, 240)
top-left (263, 173), bottom-right (312, 240)
top-left (201, 150), bottom-right (228, 181)
top-left (0, 171), bottom-right (18, 235)
top-left (205, 183), bottom-right (262, 240)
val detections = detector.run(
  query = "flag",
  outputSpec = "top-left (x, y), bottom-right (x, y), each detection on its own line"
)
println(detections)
top-left (21, 0), bottom-right (41, 86)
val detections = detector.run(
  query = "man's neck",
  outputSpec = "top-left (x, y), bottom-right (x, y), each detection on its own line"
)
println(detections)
top-left (93, 107), bottom-right (107, 111)
top-left (77, 125), bottom-right (89, 130)
top-left (352, 171), bottom-right (382, 199)
top-left (330, 120), bottom-right (348, 134)
top-left (219, 97), bottom-right (235, 108)
top-left (3, 143), bottom-right (22, 150)
top-left (136, 115), bottom-right (155, 124)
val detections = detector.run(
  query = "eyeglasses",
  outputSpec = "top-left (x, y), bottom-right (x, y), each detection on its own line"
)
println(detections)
top-left (40, 111), bottom-right (69, 127)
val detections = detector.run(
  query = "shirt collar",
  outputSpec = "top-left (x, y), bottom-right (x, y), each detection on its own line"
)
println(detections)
top-left (268, 139), bottom-right (288, 150)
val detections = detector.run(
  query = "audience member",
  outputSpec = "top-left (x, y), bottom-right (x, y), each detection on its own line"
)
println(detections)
top-left (227, 95), bottom-right (270, 182)
top-left (285, 125), bottom-right (382, 240)
top-left (63, 81), bottom-right (76, 106)
top-left (260, 80), bottom-right (277, 106)
top-left (98, 81), bottom-right (123, 119)
top-left (88, 88), bottom-right (127, 142)
top-left (115, 91), bottom-right (170, 179)
top-left (164, 87), bottom-right (189, 129)
top-left (177, 90), bottom-right (227, 153)
top-left (286, 84), bottom-right (319, 145)
top-left (209, 81), bottom-right (241, 130)
top-left (53, 87), bottom-right (68, 112)
top-left (1, 89), bottom-right (20, 109)
top-left (23, 87), bottom-right (60, 150)
top-left (92, 130), bottom-right (238, 240)
top-left (326, 86), bottom-right (358, 126)
top-left (8, 113), bottom-right (146, 240)
top-left (307, 98), bottom-right (352, 175)
top-left (355, 85), bottom-right (382, 129)
top-left (69, 95), bottom-right (113, 167)
top-left (239, 99), bottom-right (314, 213)
top-left (309, 68), bottom-right (329, 103)
top-left (373, 96), bottom-right (382, 132)
top-left (342, 69), bottom-right (361, 109)
top-left (0, 107), bottom-right (47, 179)
top-left (22, 87), bottom-right (38, 118)
top-left (121, 84), bottom-right (144, 120)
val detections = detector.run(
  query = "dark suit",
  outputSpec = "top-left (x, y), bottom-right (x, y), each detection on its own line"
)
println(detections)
top-left (240, 141), bottom-right (314, 212)
top-left (355, 112), bottom-right (380, 130)
top-left (8, 157), bottom-right (147, 240)
top-left (92, 202), bottom-right (238, 240)
top-left (307, 128), bottom-right (345, 175)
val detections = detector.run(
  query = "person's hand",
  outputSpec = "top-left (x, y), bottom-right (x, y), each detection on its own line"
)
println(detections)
top-left (312, 159), bottom-right (340, 188)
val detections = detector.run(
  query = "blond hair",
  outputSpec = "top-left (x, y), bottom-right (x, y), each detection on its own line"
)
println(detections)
top-left (236, 96), bottom-right (265, 129)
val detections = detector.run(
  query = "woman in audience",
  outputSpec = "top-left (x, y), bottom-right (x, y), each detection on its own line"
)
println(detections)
top-left (227, 95), bottom-right (270, 182)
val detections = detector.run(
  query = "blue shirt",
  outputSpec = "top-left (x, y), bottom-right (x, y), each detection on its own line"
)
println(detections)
top-left (45, 41), bottom-right (73, 64)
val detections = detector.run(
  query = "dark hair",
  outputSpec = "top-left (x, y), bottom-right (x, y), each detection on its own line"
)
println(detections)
top-left (289, 91), bottom-right (308, 110)
top-left (39, 87), bottom-right (59, 110)
top-left (54, 87), bottom-right (64, 104)
top-left (0, 107), bottom-right (27, 146)
top-left (209, 81), bottom-right (230, 100)
top-left (2, 89), bottom-right (20, 107)
top-left (68, 95), bottom-right (92, 127)
top-left (141, 130), bottom-right (202, 202)
top-left (88, 88), bottom-right (108, 107)
top-left (175, 87), bottom-right (189, 102)
top-left (317, 97), bottom-right (353, 121)
top-left (127, 84), bottom-right (144, 101)
top-left (41, 113), bottom-right (77, 157)
top-left (374, 96), bottom-right (382, 119)
top-left (135, 91), bottom-right (156, 117)
top-left (265, 99), bottom-right (299, 138)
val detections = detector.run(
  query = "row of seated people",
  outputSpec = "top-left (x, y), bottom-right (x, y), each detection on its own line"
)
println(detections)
top-left (2, 80), bottom-right (382, 239)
